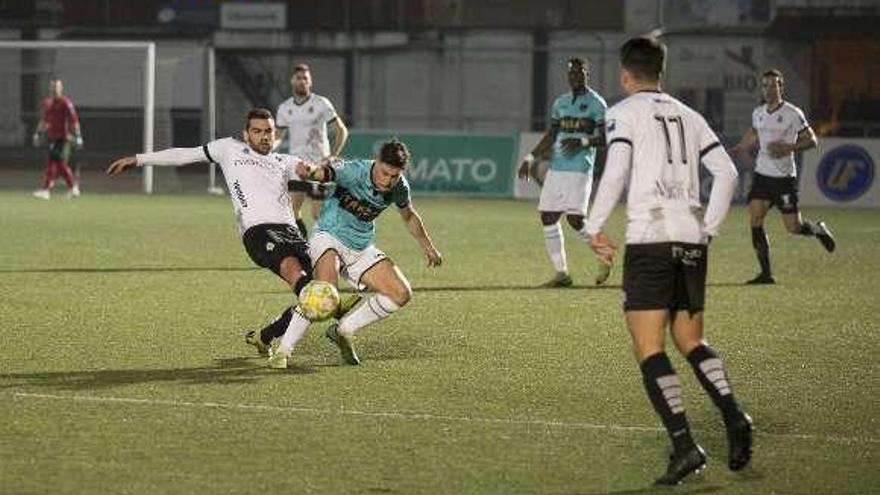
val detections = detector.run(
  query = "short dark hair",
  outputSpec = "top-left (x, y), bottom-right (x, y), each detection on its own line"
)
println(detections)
top-left (762, 68), bottom-right (784, 84)
top-left (292, 64), bottom-right (310, 75)
top-left (379, 139), bottom-right (410, 168)
top-left (620, 37), bottom-right (666, 82)
top-left (568, 57), bottom-right (589, 71)
top-left (245, 107), bottom-right (274, 129)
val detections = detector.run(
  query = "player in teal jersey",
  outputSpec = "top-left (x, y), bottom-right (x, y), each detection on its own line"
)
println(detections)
top-left (270, 139), bottom-right (443, 367)
top-left (518, 58), bottom-right (611, 287)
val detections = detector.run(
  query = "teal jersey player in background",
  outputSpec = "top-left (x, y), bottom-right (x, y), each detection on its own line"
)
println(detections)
top-left (518, 57), bottom-right (611, 288)
top-left (271, 139), bottom-right (443, 368)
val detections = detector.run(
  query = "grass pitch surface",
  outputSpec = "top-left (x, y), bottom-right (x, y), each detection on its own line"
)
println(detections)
top-left (1, 192), bottom-right (877, 494)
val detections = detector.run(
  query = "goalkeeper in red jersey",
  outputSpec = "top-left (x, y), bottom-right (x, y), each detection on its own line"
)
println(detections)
top-left (32, 78), bottom-right (83, 199)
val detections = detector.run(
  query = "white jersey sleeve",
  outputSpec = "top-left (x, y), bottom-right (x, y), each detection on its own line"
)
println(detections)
top-left (203, 137), bottom-right (238, 164)
top-left (585, 106), bottom-right (635, 235)
top-left (135, 146), bottom-right (207, 167)
top-left (135, 137), bottom-right (240, 167)
top-left (697, 122), bottom-right (738, 238)
top-left (318, 95), bottom-right (338, 124)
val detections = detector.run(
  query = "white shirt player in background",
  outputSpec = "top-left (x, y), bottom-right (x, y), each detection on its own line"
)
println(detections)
top-left (731, 69), bottom-right (835, 285)
top-left (106, 108), bottom-right (357, 368)
top-left (585, 36), bottom-right (752, 486)
top-left (276, 64), bottom-right (349, 236)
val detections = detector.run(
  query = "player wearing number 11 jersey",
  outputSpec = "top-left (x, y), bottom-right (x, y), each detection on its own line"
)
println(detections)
top-left (585, 36), bottom-right (752, 486)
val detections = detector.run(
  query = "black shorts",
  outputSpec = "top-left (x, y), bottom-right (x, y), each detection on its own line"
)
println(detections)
top-left (623, 243), bottom-right (708, 313)
top-left (748, 173), bottom-right (799, 214)
top-left (48, 139), bottom-right (73, 161)
top-left (242, 223), bottom-right (311, 277)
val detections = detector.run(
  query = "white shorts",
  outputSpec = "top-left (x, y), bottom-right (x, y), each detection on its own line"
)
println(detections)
top-left (537, 169), bottom-right (592, 215)
top-left (309, 231), bottom-right (388, 290)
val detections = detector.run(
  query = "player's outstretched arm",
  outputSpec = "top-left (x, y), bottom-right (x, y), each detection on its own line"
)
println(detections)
top-left (399, 206), bottom-right (442, 267)
top-left (107, 156), bottom-right (137, 175)
top-left (108, 147), bottom-right (208, 175)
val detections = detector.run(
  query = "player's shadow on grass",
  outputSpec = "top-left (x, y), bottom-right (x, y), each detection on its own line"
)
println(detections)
top-left (0, 266), bottom-right (259, 274)
top-left (0, 357), bottom-right (313, 391)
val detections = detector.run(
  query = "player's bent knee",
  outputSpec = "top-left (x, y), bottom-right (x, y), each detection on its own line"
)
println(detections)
top-left (674, 338), bottom-right (704, 357)
top-left (386, 283), bottom-right (412, 307)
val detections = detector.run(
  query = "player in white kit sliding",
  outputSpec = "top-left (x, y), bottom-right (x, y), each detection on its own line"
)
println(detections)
top-left (585, 37), bottom-right (753, 486)
top-left (731, 69), bottom-right (835, 284)
top-left (106, 108), bottom-right (355, 357)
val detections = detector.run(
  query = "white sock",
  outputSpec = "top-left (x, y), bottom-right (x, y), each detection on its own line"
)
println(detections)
top-left (543, 224), bottom-right (567, 273)
top-left (279, 308), bottom-right (311, 355)
top-left (338, 294), bottom-right (400, 336)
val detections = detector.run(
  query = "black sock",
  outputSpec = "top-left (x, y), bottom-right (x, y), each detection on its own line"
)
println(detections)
top-left (798, 220), bottom-right (817, 236)
top-left (751, 226), bottom-right (771, 275)
top-left (296, 218), bottom-right (308, 238)
top-left (293, 273), bottom-right (312, 296)
top-left (686, 345), bottom-right (742, 426)
top-left (640, 353), bottom-right (696, 454)
top-left (260, 307), bottom-right (293, 343)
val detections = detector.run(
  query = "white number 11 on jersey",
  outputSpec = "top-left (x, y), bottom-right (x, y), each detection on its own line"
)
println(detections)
top-left (654, 115), bottom-right (688, 165)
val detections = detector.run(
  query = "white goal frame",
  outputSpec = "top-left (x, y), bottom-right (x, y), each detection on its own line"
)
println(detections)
top-left (0, 41), bottom-right (220, 195)
top-left (0, 40), bottom-right (157, 193)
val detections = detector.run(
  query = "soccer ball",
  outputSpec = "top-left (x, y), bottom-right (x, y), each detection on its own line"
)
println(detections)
top-left (298, 280), bottom-right (340, 321)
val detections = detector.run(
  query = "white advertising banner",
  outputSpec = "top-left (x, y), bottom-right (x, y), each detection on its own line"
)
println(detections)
top-left (800, 138), bottom-right (878, 208)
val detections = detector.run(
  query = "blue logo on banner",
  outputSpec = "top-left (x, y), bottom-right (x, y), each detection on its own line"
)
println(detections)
top-left (816, 145), bottom-right (875, 202)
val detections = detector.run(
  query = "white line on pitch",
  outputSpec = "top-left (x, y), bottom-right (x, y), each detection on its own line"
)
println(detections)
top-left (11, 391), bottom-right (879, 445)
